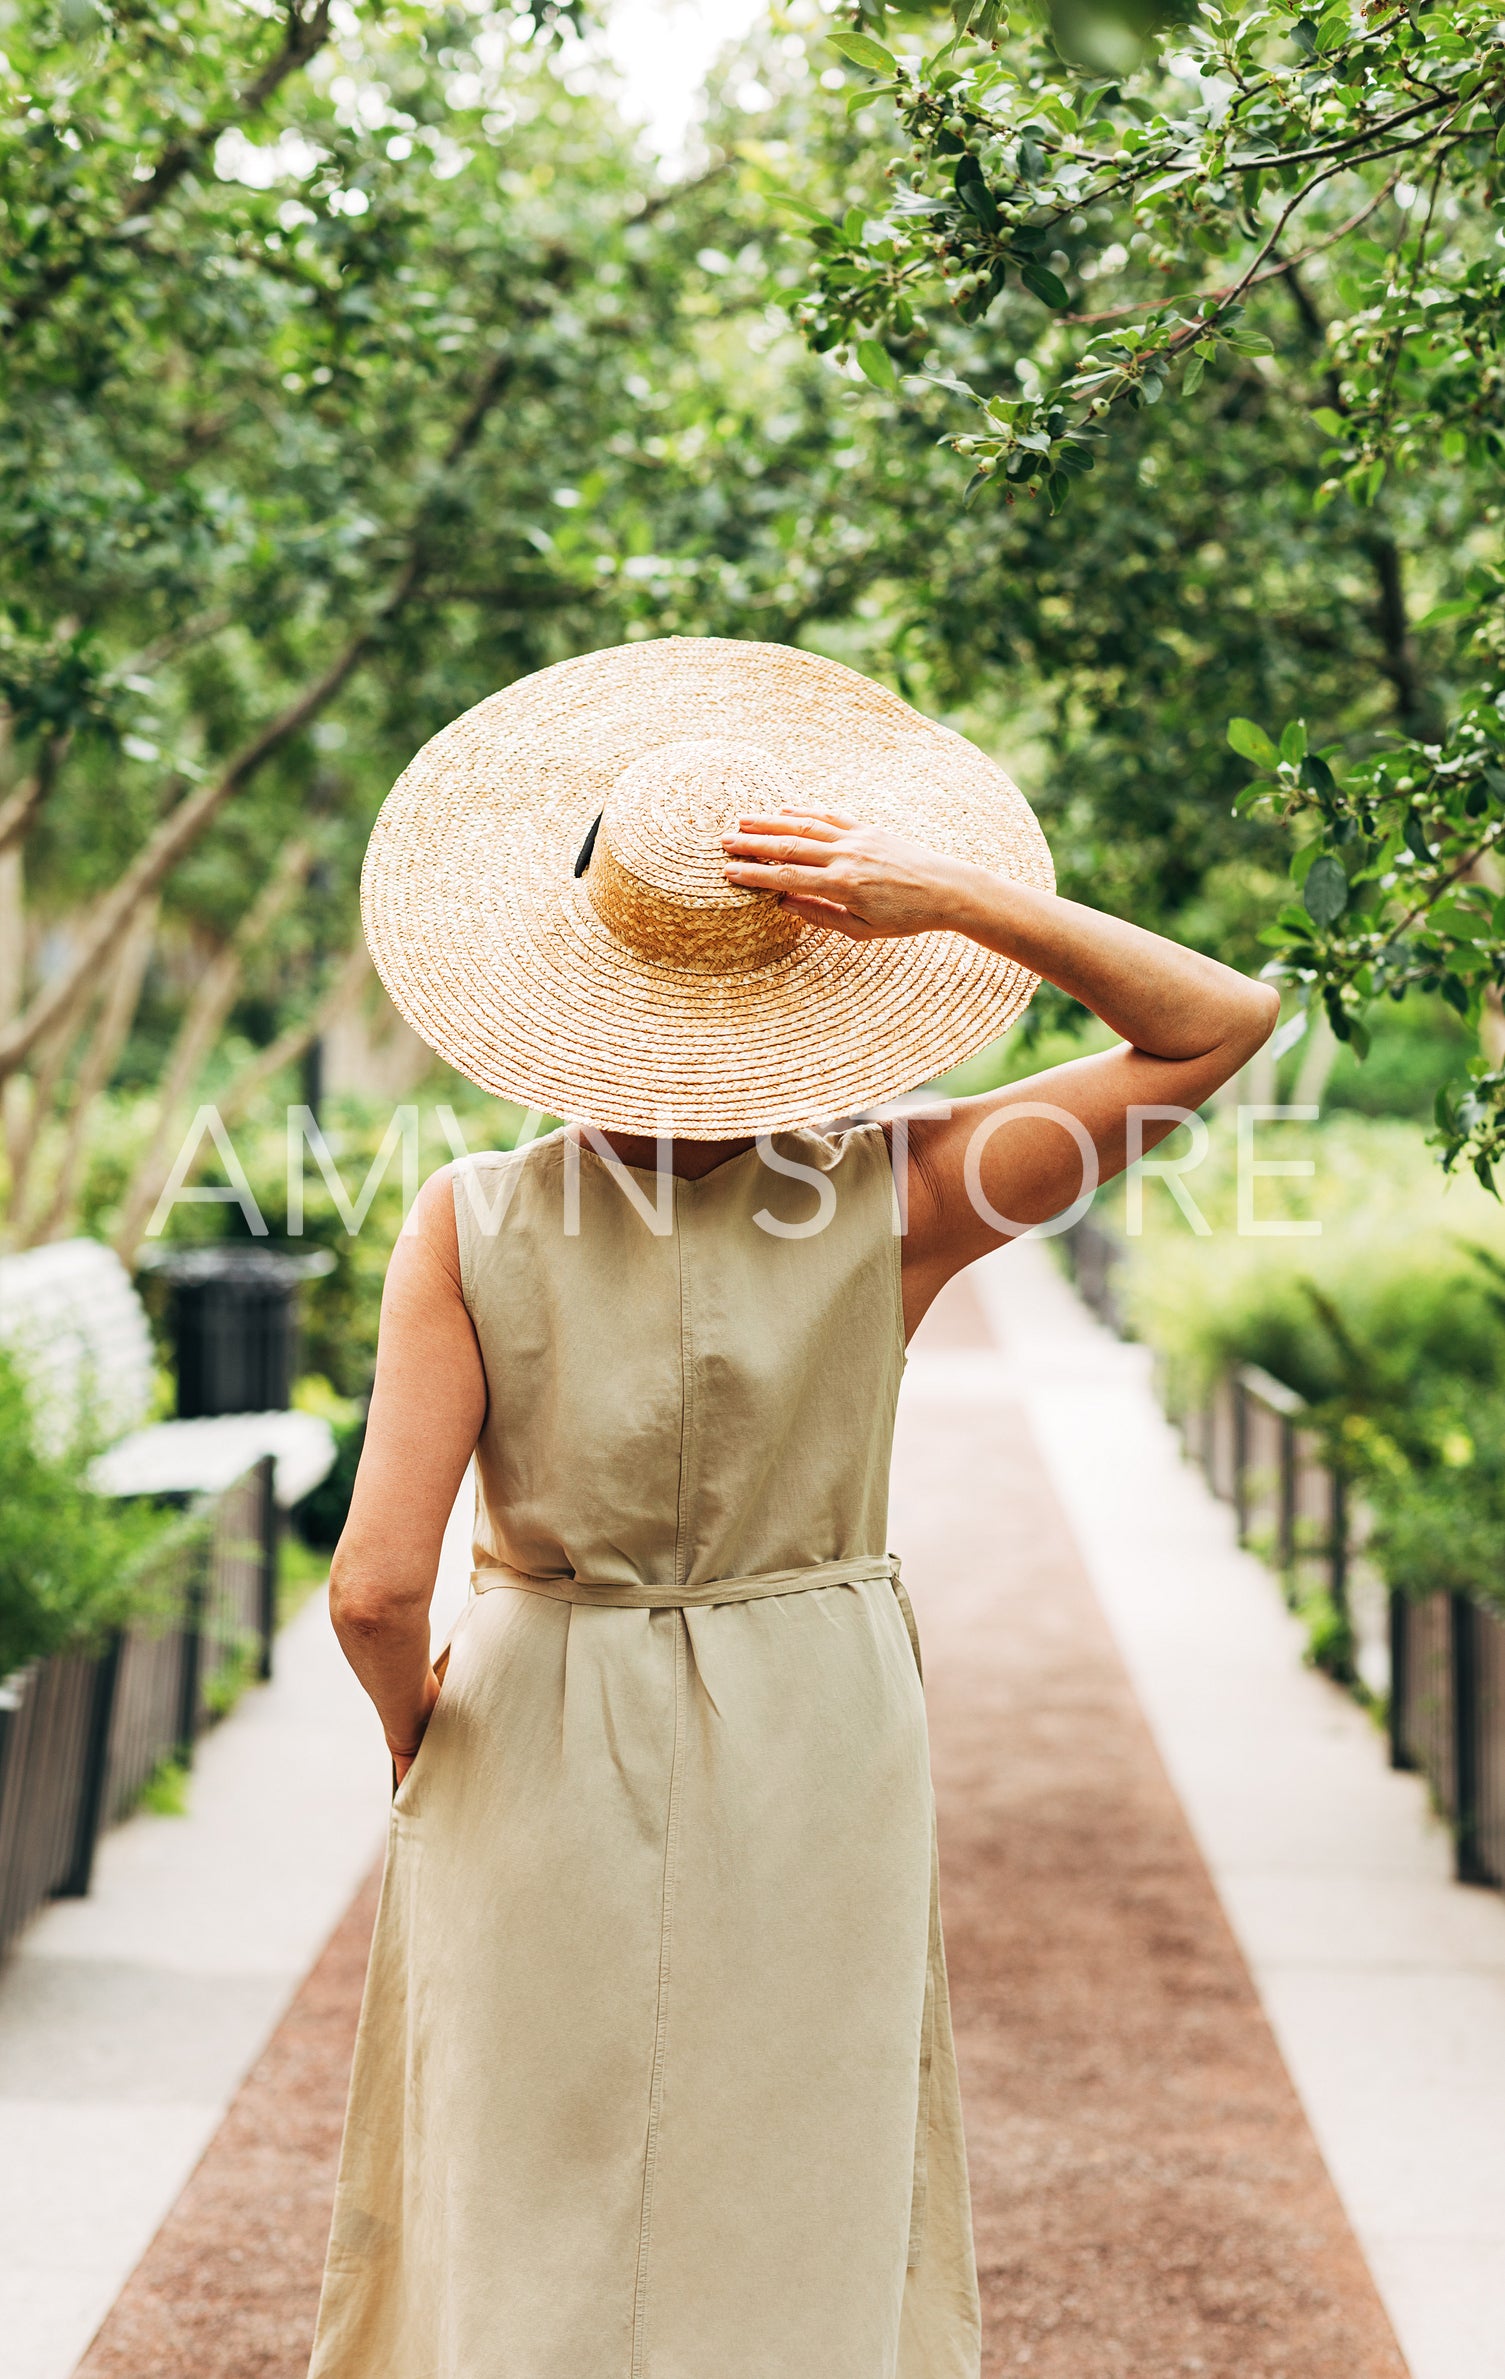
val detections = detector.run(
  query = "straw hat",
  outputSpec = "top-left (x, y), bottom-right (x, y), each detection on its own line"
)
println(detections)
top-left (360, 637), bottom-right (1053, 1138)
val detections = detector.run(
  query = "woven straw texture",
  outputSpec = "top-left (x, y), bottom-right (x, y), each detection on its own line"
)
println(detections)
top-left (361, 637), bottom-right (1054, 1137)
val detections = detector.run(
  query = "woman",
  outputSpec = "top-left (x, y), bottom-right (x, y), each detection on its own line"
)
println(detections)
top-left (309, 639), bottom-right (1274, 2379)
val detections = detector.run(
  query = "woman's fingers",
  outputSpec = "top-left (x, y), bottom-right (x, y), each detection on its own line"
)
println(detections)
top-left (724, 860), bottom-right (818, 891)
top-left (778, 890), bottom-right (883, 939)
top-left (723, 837), bottom-right (839, 877)
top-left (725, 810), bottom-right (848, 843)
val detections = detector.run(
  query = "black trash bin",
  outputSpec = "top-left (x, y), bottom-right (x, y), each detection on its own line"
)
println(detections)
top-left (150, 1249), bottom-right (329, 1417)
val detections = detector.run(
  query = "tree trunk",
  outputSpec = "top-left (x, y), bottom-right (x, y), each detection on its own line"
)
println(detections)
top-left (111, 843), bottom-right (312, 1259)
top-left (4, 939), bottom-right (102, 1238)
top-left (27, 897), bottom-right (159, 1245)
top-left (217, 938), bottom-right (372, 1126)
top-left (0, 712), bottom-right (25, 1195)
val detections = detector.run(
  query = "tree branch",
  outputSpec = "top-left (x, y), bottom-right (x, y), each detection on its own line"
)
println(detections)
top-left (111, 839), bottom-right (312, 1257)
top-left (1365, 532), bottom-right (1438, 739)
top-left (0, 343), bottom-right (519, 1082)
top-left (1061, 177), bottom-right (1399, 329)
top-left (25, 895), bottom-right (159, 1245)
top-left (5, 1), bottom-right (335, 336)
top-left (217, 936), bottom-right (371, 1127)
top-left (0, 731), bottom-right (74, 858)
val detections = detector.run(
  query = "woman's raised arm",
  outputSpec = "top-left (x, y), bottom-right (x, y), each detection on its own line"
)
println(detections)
top-left (329, 1167), bottom-right (487, 1779)
top-left (722, 808), bottom-right (1277, 1318)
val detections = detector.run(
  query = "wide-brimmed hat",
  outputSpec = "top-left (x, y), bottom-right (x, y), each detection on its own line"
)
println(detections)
top-left (360, 637), bottom-right (1053, 1138)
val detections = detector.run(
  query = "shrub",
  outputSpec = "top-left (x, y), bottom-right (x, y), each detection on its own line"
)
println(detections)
top-left (1110, 1113), bottom-right (1505, 1616)
top-left (0, 1348), bottom-right (184, 1676)
top-left (1118, 1114), bottom-right (1505, 1413)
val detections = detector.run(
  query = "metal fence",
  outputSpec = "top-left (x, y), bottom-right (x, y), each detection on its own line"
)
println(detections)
top-left (0, 1456), bottom-right (278, 1961)
top-left (1391, 1591), bottom-right (1505, 1889)
top-left (0, 1652), bottom-right (101, 1953)
top-left (1062, 1217), bottom-right (1504, 1893)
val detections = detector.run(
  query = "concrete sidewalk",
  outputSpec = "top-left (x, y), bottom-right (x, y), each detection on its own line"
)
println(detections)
top-left (979, 1240), bottom-right (1505, 2379)
top-left (0, 1489), bottom-right (472, 2379)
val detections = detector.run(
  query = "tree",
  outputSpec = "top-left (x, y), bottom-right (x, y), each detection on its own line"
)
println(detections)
top-left (0, 0), bottom-right (889, 1248)
top-left (791, 0), bottom-right (1505, 1170)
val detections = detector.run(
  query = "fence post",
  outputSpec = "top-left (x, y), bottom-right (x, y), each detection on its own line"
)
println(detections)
top-left (1232, 1378), bottom-right (1249, 1538)
top-left (175, 1533), bottom-right (209, 1766)
top-left (1329, 1467), bottom-right (1349, 1623)
top-left (55, 1635), bottom-right (123, 1899)
top-left (1278, 1416), bottom-right (1296, 1576)
top-left (1450, 1592), bottom-right (1486, 1885)
top-left (255, 1454), bottom-right (278, 1683)
top-left (1388, 1592), bottom-right (1413, 1771)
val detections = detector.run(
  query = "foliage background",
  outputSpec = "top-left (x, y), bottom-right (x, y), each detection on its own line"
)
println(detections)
top-left (2, 0), bottom-right (1502, 1647)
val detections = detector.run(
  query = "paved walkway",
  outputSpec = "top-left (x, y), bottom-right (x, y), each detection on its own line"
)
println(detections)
top-left (985, 1246), bottom-right (1505, 2379)
top-left (7, 1246), bottom-right (1505, 2375)
top-left (0, 1485), bottom-right (470, 2379)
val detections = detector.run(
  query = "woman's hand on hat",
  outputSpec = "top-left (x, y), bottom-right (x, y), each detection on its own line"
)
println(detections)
top-left (721, 810), bottom-right (972, 941)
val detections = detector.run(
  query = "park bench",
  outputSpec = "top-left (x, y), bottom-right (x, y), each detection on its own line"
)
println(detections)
top-left (0, 1238), bottom-right (338, 1961)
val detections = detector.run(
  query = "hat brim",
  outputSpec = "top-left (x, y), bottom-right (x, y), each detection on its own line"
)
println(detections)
top-left (360, 637), bottom-right (1054, 1138)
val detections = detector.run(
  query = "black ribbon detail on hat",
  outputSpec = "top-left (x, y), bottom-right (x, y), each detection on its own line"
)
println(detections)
top-left (573, 810), bottom-right (603, 878)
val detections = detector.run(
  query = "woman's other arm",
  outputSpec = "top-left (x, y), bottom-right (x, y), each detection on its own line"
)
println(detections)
top-left (328, 1166), bottom-right (487, 1781)
top-left (722, 809), bottom-right (1278, 1322)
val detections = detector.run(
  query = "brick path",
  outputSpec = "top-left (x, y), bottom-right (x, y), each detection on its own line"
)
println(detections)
top-left (74, 1276), bottom-right (1407, 2378)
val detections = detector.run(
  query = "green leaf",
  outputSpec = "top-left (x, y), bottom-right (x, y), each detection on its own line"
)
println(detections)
top-left (827, 31), bottom-right (898, 73)
top-left (1312, 407), bottom-right (1345, 437)
top-left (1182, 351), bottom-right (1205, 395)
top-left (1020, 262), bottom-right (1069, 310)
top-left (856, 338), bottom-right (898, 391)
top-left (954, 155), bottom-right (1001, 233)
top-left (1279, 719), bottom-right (1307, 765)
top-left (1300, 754), bottom-right (1337, 797)
top-left (1441, 973), bottom-right (1473, 1018)
top-left (1228, 717), bottom-right (1280, 768)
top-left (761, 183), bottom-right (833, 226)
top-left (1418, 596), bottom-right (1481, 628)
top-left (1303, 853), bottom-right (1349, 927)
top-left (1225, 329), bottom-right (1274, 357)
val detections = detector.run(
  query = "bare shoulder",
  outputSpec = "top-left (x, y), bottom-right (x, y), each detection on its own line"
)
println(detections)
top-left (391, 1164), bottom-right (464, 1297)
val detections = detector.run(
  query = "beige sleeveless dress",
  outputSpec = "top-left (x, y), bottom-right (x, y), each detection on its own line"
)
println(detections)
top-left (308, 1123), bottom-right (980, 2379)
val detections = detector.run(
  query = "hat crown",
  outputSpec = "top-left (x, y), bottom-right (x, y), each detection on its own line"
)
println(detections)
top-left (585, 738), bottom-right (803, 975)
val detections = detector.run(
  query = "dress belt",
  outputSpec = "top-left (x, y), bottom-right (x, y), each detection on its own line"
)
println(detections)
top-left (470, 1552), bottom-right (899, 1612)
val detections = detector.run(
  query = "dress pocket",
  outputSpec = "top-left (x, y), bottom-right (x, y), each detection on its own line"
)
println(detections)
top-left (390, 1638), bottom-right (454, 1815)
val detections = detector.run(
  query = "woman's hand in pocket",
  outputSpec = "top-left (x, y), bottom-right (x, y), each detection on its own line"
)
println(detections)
top-left (387, 1666), bottom-right (442, 1788)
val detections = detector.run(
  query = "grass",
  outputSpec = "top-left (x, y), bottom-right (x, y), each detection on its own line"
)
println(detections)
top-left (138, 1757), bottom-right (190, 1817)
